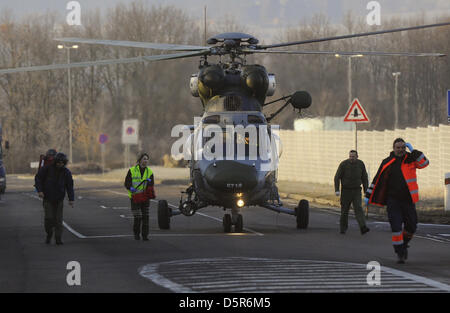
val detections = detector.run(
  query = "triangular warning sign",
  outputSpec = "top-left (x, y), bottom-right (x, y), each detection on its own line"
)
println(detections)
top-left (343, 98), bottom-right (369, 123)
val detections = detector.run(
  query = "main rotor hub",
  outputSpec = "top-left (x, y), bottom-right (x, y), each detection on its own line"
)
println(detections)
top-left (207, 32), bottom-right (259, 47)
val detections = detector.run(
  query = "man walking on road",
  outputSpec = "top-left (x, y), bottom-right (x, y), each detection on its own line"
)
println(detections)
top-left (334, 150), bottom-right (370, 235)
top-left (124, 153), bottom-right (155, 241)
top-left (35, 152), bottom-right (74, 245)
top-left (364, 138), bottom-right (429, 264)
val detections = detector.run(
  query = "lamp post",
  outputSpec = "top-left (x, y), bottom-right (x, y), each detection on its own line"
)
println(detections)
top-left (336, 54), bottom-right (364, 150)
top-left (57, 44), bottom-right (78, 163)
top-left (392, 72), bottom-right (401, 129)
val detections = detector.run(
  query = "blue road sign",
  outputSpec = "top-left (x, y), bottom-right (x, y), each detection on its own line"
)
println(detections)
top-left (99, 133), bottom-right (108, 144)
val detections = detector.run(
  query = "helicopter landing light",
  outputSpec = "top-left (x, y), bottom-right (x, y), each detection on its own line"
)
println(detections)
top-left (237, 199), bottom-right (245, 208)
top-left (236, 193), bottom-right (243, 197)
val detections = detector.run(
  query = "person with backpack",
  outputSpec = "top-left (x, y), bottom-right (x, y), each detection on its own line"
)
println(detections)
top-left (39, 149), bottom-right (57, 170)
top-left (35, 152), bottom-right (74, 245)
top-left (124, 153), bottom-right (155, 241)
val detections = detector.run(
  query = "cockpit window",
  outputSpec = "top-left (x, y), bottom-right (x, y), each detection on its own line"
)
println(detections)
top-left (201, 126), bottom-right (270, 160)
top-left (202, 115), bottom-right (220, 124)
top-left (248, 115), bottom-right (264, 124)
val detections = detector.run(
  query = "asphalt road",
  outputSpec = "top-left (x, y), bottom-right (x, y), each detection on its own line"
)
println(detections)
top-left (1, 175), bottom-right (450, 293)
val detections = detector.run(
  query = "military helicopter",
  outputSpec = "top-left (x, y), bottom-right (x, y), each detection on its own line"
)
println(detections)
top-left (0, 21), bottom-right (449, 232)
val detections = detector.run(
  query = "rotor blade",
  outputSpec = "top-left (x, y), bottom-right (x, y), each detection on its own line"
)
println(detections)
top-left (242, 49), bottom-right (446, 57)
top-left (258, 22), bottom-right (450, 49)
top-left (0, 50), bottom-right (210, 75)
top-left (56, 37), bottom-right (210, 51)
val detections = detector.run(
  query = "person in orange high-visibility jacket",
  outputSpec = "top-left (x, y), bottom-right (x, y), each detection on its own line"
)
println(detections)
top-left (364, 138), bottom-right (429, 264)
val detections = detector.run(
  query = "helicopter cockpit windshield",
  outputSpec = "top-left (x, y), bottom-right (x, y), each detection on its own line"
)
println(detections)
top-left (200, 125), bottom-right (278, 162)
top-left (206, 94), bottom-right (262, 112)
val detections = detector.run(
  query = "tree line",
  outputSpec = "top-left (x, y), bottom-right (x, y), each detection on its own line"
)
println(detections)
top-left (0, 2), bottom-right (448, 172)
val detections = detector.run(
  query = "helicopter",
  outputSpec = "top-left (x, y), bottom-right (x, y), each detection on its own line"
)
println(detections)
top-left (0, 21), bottom-right (449, 233)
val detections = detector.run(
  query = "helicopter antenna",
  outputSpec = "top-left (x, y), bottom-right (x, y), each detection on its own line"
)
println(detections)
top-left (204, 6), bottom-right (207, 46)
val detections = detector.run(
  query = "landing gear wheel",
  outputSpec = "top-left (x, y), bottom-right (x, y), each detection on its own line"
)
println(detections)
top-left (296, 199), bottom-right (309, 229)
top-left (158, 200), bottom-right (171, 230)
top-left (234, 214), bottom-right (243, 233)
top-left (223, 214), bottom-right (232, 233)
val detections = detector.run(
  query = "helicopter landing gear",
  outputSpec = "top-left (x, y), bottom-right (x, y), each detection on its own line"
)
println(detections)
top-left (158, 200), bottom-right (171, 230)
top-left (223, 209), bottom-right (244, 233)
top-left (295, 199), bottom-right (309, 229)
top-left (179, 185), bottom-right (198, 216)
top-left (180, 200), bottom-right (197, 216)
top-left (223, 214), bottom-right (232, 233)
top-left (261, 198), bottom-right (309, 229)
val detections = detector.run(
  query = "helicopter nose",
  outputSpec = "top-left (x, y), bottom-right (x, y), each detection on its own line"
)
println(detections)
top-left (204, 161), bottom-right (258, 192)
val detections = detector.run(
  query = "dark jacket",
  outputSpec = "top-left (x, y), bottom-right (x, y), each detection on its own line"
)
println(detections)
top-left (365, 150), bottom-right (429, 206)
top-left (334, 159), bottom-right (368, 192)
top-left (35, 164), bottom-right (74, 202)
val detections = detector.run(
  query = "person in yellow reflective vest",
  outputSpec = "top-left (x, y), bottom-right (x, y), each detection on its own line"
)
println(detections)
top-left (124, 153), bottom-right (154, 241)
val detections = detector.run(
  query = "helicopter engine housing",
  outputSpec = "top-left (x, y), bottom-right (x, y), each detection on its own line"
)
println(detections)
top-left (240, 65), bottom-right (270, 103)
top-left (198, 65), bottom-right (225, 101)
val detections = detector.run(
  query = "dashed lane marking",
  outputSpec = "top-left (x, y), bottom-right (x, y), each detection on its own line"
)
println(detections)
top-left (103, 189), bottom-right (264, 236)
top-left (139, 257), bottom-right (450, 293)
top-left (23, 191), bottom-right (262, 238)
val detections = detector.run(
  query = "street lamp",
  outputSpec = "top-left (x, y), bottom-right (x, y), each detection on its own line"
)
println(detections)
top-left (392, 72), bottom-right (401, 129)
top-left (57, 44), bottom-right (78, 163)
top-left (336, 54), bottom-right (364, 150)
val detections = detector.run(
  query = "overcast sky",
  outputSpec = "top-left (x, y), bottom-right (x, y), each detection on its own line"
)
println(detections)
top-left (2, 0), bottom-right (450, 38)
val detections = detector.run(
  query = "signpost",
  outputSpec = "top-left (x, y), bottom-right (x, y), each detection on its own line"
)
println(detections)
top-left (122, 119), bottom-right (139, 168)
top-left (99, 133), bottom-right (108, 175)
top-left (447, 90), bottom-right (450, 123)
top-left (343, 98), bottom-right (370, 151)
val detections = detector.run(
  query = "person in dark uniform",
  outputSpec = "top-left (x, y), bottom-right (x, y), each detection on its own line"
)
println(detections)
top-left (124, 153), bottom-right (154, 241)
top-left (35, 152), bottom-right (74, 245)
top-left (334, 150), bottom-right (370, 235)
top-left (365, 138), bottom-right (429, 264)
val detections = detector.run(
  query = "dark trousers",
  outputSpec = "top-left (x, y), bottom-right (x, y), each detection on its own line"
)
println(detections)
top-left (131, 200), bottom-right (150, 238)
top-left (386, 197), bottom-right (417, 254)
top-left (340, 188), bottom-right (367, 232)
top-left (43, 200), bottom-right (64, 240)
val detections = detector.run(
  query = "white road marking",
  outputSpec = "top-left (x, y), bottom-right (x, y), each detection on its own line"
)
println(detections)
top-left (24, 190), bottom-right (259, 238)
top-left (414, 235), bottom-right (446, 243)
top-left (381, 266), bottom-right (450, 292)
top-left (139, 257), bottom-right (450, 293)
top-left (62, 221), bottom-right (86, 239)
top-left (105, 190), bottom-right (264, 236)
top-left (372, 221), bottom-right (450, 228)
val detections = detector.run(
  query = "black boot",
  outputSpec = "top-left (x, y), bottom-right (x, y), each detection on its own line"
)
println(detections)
top-left (403, 243), bottom-right (410, 260)
top-left (396, 247), bottom-right (406, 264)
top-left (55, 239), bottom-right (64, 245)
top-left (397, 252), bottom-right (405, 264)
top-left (134, 234), bottom-right (141, 240)
top-left (360, 226), bottom-right (370, 235)
top-left (44, 219), bottom-right (54, 244)
top-left (45, 233), bottom-right (52, 244)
